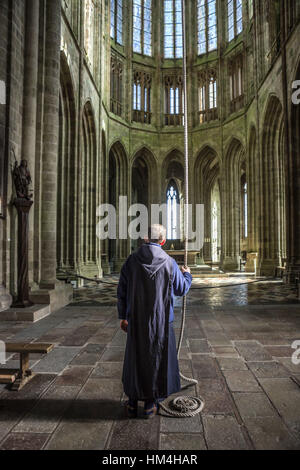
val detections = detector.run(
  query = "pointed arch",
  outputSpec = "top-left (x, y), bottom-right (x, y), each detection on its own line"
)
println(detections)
top-left (132, 146), bottom-right (158, 205)
top-left (81, 101), bottom-right (98, 276)
top-left (260, 94), bottom-right (286, 275)
top-left (57, 52), bottom-right (77, 273)
top-left (247, 125), bottom-right (258, 257)
top-left (108, 140), bottom-right (129, 270)
top-left (221, 138), bottom-right (245, 270)
top-left (194, 145), bottom-right (220, 262)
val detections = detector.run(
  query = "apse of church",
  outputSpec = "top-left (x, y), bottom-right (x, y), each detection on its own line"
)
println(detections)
top-left (0, 0), bottom-right (300, 313)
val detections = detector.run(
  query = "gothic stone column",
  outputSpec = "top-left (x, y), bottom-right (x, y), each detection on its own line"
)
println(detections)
top-left (22, 0), bottom-right (40, 286)
top-left (40, 0), bottom-right (61, 289)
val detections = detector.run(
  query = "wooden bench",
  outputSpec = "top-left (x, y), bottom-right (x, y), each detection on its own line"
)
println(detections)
top-left (0, 343), bottom-right (54, 391)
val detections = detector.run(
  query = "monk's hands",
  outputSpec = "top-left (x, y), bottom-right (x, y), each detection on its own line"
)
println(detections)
top-left (181, 265), bottom-right (191, 274)
top-left (120, 319), bottom-right (128, 333)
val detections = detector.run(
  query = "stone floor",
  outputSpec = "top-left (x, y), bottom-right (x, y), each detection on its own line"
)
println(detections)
top-left (0, 280), bottom-right (300, 450)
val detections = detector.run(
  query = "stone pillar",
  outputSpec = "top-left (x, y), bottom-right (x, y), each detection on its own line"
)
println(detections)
top-left (0, 285), bottom-right (12, 312)
top-left (40, 0), bottom-right (61, 289)
top-left (12, 199), bottom-right (34, 308)
top-left (22, 0), bottom-right (39, 285)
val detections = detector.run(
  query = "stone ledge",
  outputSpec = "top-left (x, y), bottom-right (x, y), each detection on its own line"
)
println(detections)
top-left (29, 283), bottom-right (73, 314)
top-left (0, 304), bottom-right (50, 322)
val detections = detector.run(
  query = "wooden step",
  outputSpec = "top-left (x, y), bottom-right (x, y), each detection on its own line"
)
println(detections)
top-left (5, 343), bottom-right (54, 354)
top-left (0, 369), bottom-right (18, 384)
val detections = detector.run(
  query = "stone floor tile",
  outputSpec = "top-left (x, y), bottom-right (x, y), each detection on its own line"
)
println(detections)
top-left (108, 418), bottom-right (160, 450)
top-left (217, 357), bottom-right (248, 371)
top-left (0, 432), bottom-right (49, 450)
top-left (203, 415), bottom-right (250, 450)
top-left (234, 340), bottom-right (273, 361)
top-left (244, 416), bottom-right (300, 450)
top-left (191, 356), bottom-right (221, 379)
top-left (265, 346), bottom-right (294, 358)
top-left (223, 370), bottom-right (261, 392)
top-left (258, 377), bottom-right (300, 438)
top-left (160, 414), bottom-right (203, 433)
top-left (32, 347), bottom-right (81, 373)
top-left (91, 362), bottom-right (123, 379)
top-left (13, 385), bottom-right (80, 434)
top-left (54, 365), bottom-right (93, 386)
top-left (233, 392), bottom-right (277, 419)
top-left (212, 346), bottom-right (239, 357)
top-left (100, 347), bottom-right (125, 362)
top-left (70, 344), bottom-right (106, 366)
top-left (46, 420), bottom-right (113, 450)
top-left (247, 361), bottom-right (291, 378)
top-left (78, 377), bottom-right (123, 400)
top-left (189, 339), bottom-right (211, 354)
top-left (160, 433), bottom-right (206, 450)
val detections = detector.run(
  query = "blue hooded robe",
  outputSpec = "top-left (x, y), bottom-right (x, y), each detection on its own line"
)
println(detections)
top-left (117, 243), bottom-right (192, 402)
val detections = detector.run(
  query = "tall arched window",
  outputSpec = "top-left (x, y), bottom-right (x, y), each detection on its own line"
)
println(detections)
top-left (197, 0), bottom-right (217, 55)
top-left (198, 69), bottom-right (218, 123)
top-left (228, 0), bottom-right (243, 42)
top-left (164, 0), bottom-right (183, 59)
top-left (167, 183), bottom-right (179, 240)
top-left (243, 181), bottom-right (248, 238)
top-left (84, 0), bottom-right (96, 70)
top-left (133, 0), bottom-right (152, 56)
top-left (110, 0), bottom-right (123, 45)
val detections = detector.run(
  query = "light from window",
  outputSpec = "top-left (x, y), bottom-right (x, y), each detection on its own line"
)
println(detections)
top-left (133, 0), bottom-right (152, 56)
top-left (209, 79), bottom-right (217, 109)
top-left (228, 0), bottom-right (243, 41)
top-left (110, 0), bottom-right (115, 39)
top-left (110, 0), bottom-right (123, 45)
top-left (84, 0), bottom-right (95, 67)
top-left (164, 0), bottom-right (183, 59)
top-left (198, 0), bottom-right (217, 55)
top-left (248, 0), bottom-right (253, 20)
top-left (167, 185), bottom-right (179, 239)
top-left (133, 83), bottom-right (142, 110)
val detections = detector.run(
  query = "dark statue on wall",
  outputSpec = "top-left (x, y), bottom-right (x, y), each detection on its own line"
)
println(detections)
top-left (11, 150), bottom-right (34, 308)
top-left (12, 159), bottom-right (33, 200)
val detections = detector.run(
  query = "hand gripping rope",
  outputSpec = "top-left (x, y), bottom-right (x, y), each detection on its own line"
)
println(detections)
top-left (159, 0), bottom-right (205, 418)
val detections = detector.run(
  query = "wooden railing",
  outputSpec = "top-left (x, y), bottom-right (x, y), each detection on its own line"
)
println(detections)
top-left (230, 94), bottom-right (244, 114)
top-left (110, 99), bottom-right (122, 117)
top-left (199, 108), bottom-right (218, 124)
top-left (133, 110), bottom-right (152, 125)
top-left (164, 113), bottom-right (184, 126)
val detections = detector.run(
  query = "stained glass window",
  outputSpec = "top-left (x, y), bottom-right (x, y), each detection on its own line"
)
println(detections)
top-left (167, 184), bottom-right (179, 239)
top-left (164, 0), bottom-right (183, 59)
top-left (110, 0), bottom-right (123, 45)
top-left (228, 0), bottom-right (243, 41)
top-left (133, 0), bottom-right (152, 56)
top-left (197, 0), bottom-right (217, 55)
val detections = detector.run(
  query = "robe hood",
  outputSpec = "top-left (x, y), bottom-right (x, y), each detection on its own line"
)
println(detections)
top-left (134, 243), bottom-right (169, 280)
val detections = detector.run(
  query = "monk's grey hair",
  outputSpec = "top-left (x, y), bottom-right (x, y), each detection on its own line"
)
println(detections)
top-left (148, 224), bottom-right (167, 243)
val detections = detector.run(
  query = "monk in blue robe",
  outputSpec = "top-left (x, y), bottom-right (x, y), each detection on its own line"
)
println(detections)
top-left (117, 224), bottom-right (192, 418)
